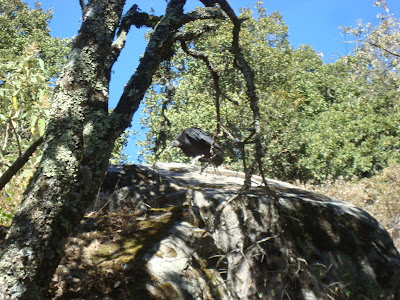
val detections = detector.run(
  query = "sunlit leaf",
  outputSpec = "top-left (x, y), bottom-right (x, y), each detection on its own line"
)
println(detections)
top-left (38, 59), bottom-right (45, 71)
top-left (38, 118), bottom-right (46, 136)
top-left (0, 114), bottom-right (7, 122)
top-left (12, 95), bottom-right (18, 110)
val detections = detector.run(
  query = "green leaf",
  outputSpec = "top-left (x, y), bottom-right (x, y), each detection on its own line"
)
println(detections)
top-left (30, 115), bottom-right (38, 129)
top-left (0, 114), bottom-right (7, 122)
top-left (38, 118), bottom-right (46, 136)
top-left (38, 59), bottom-right (45, 71)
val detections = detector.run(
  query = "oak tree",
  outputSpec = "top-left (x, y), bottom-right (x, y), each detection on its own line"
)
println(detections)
top-left (0, 0), bottom-right (244, 298)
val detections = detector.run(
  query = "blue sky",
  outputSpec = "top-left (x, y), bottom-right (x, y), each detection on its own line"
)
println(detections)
top-left (26, 0), bottom-right (400, 163)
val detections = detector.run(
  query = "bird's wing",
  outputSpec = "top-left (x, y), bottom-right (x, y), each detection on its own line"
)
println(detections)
top-left (185, 128), bottom-right (221, 149)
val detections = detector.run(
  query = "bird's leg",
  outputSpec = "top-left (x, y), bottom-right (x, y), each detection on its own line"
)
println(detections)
top-left (213, 164), bottom-right (221, 176)
top-left (200, 161), bottom-right (209, 174)
top-left (191, 155), bottom-right (204, 165)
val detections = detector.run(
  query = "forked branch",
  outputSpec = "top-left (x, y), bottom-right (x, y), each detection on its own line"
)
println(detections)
top-left (108, 4), bottom-right (162, 68)
top-left (200, 0), bottom-right (270, 190)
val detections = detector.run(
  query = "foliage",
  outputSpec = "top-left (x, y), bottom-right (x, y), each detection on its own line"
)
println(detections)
top-left (0, 45), bottom-right (50, 144)
top-left (0, 0), bottom-right (70, 77)
top-left (0, 46), bottom-right (52, 224)
top-left (0, 1), bottom-right (72, 224)
top-left (140, 4), bottom-right (291, 168)
top-left (307, 0), bottom-right (400, 180)
top-left (109, 129), bottom-right (135, 165)
top-left (0, 0), bottom-right (70, 173)
top-left (140, 1), bottom-right (400, 182)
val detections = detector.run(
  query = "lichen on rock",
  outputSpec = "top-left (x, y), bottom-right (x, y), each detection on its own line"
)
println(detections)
top-left (47, 163), bottom-right (400, 299)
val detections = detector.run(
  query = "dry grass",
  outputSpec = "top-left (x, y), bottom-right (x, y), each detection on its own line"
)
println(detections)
top-left (298, 163), bottom-right (400, 250)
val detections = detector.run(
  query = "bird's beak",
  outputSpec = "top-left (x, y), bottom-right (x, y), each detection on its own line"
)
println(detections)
top-left (168, 140), bottom-right (179, 149)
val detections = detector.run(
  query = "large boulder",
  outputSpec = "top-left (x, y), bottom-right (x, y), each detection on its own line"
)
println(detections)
top-left (49, 163), bottom-right (400, 299)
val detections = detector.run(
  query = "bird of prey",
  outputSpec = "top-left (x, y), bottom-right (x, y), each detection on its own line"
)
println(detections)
top-left (169, 128), bottom-right (224, 167)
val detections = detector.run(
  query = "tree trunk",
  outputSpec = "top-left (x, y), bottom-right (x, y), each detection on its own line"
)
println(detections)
top-left (0, 0), bottom-right (124, 298)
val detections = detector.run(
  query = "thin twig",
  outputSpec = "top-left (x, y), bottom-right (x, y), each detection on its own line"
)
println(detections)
top-left (179, 39), bottom-right (222, 134)
top-left (256, 235), bottom-right (278, 244)
top-left (369, 41), bottom-right (400, 58)
top-left (9, 119), bottom-right (22, 156)
top-left (0, 135), bottom-right (44, 191)
top-left (154, 60), bottom-right (174, 161)
top-left (2, 119), bottom-right (10, 153)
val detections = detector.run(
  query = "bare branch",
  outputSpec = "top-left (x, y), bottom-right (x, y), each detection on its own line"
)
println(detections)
top-left (220, 91), bottom-right (239, 106)
top-left (174, 23), bottom-right (219, 41)
top-left (369, 41), bottom-right (400, 58)
top-left (111, 4), bottom-right (224, 133)
top-left (153, 61), bottom-right (174, 161)
top-left (0, 135), bottom-right (44, 191)
top-left (199, 0), bottom-right (217, 7)
top-left (2, 119), bottom-right (10, 154)
top-left (9, 118), bottom-right (22, 156)
top-left (182, 7), bottom-right (225, 23)
top-left (79, 0), bottom-right (87, 17)
top-left (203, 0), bottom-right (271, 191)
top-left (108, 5), bottom-right (162, 68)
top-left (111, 0), bottom-right (186, 129)
top-left (110, 3), bottom-right (223, 68)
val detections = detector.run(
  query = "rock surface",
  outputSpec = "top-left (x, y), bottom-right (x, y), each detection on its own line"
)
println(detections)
top-left (49, 163), bottom-right (400, 299)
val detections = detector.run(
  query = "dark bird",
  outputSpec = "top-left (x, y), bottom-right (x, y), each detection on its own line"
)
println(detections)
top-left (169, 128), bottom-right (224, 167)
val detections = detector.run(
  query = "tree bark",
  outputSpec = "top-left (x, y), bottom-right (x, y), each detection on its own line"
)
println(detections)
top-left (0, 0), bottom-right (124, 297)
